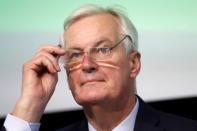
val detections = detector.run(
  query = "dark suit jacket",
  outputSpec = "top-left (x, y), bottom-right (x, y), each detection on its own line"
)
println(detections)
top-left (1, 96), bottom-right (197, 131)
top-left (56, 96), bottom-right (197, 131)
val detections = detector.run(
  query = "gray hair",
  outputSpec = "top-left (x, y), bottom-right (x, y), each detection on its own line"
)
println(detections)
top-left (63, 4), bottom-right (138, 53)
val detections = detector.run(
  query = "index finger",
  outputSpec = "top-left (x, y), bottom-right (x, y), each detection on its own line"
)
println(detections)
top-left (38, 44), bottom-right (65, 56)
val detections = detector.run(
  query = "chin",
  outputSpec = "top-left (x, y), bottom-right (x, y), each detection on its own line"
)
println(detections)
top-left (71, 82), bottom-right (110, 105)
top-left (74, 89), bottom-right (108, 106)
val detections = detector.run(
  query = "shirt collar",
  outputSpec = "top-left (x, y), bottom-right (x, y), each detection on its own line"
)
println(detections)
top-left (88, 98), bottom-right (139, 131)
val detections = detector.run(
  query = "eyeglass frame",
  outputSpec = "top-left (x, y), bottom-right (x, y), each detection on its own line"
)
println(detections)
top-left (63, 34), bottom-right (133, 68)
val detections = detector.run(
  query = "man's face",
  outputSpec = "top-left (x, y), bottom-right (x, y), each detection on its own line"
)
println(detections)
top-left (64, 13), bottom-right (140, 106)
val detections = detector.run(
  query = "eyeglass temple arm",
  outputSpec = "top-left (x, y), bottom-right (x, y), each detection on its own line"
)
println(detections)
top-left (110, 35), bottom-right (132, 50)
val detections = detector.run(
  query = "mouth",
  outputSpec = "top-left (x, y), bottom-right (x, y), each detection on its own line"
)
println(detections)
top-left (81, 79), bottom-right (105, 87)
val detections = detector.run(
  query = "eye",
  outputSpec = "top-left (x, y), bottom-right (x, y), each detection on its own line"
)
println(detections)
top-left (97, 47), bottom-right (110, 54)
top-left (68, 51), bottom-right (82, 60)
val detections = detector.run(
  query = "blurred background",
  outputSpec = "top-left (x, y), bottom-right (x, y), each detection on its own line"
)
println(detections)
top-left (0, 0), bottom-right (197, 128)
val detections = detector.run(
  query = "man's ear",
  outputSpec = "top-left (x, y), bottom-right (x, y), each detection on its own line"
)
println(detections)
top-left (128, 51), bottom-right (141, 78)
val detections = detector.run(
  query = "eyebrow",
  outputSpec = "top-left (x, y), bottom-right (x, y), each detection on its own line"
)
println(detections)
top-left (94, 39), bottom-right (112, 47)
top-left (66, 38), bottom-right (113, 50)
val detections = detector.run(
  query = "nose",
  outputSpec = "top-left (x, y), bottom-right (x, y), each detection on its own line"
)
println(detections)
top-left (81, 54), bottom-right (98, 73)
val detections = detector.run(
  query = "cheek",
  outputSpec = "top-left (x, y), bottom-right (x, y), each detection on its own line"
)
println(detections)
top-left (67, 71), bottom-right (80, 91)
top-left (106, 70), bottom-right (119, 84)
top-left (106, 59), bottom-right (131, 88)
top-left (101, 67), bottom-right (124, 90)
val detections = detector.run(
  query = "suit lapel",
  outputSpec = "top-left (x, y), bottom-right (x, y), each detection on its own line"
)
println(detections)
top-left (134, 96), bottom-right (165, 131)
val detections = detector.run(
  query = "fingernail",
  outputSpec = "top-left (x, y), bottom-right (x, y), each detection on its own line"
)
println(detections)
top-left (57, 65), bottom-right (61, 71)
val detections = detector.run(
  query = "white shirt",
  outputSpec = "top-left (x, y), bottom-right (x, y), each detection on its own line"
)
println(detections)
top-left (88, 98), bottom-right (139, 131)
top-left (4, 114), bottom-right (40, 131)
top-left (4, 99), bottom-right (139, 131)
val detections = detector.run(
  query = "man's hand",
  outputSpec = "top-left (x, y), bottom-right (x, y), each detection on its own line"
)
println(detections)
top-left (12, 45), bottom-right (65, 122)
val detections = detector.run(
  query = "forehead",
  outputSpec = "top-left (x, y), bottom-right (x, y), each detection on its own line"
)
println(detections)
top-left (64, 13), bottom-right (121, 48)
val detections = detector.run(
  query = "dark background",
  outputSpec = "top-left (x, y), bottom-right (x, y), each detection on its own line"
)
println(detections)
top-left (1, 96), bottom-right (197, 130)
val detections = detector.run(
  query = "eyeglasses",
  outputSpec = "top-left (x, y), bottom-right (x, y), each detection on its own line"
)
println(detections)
top-left (64, 35), bottom-right (132, 68)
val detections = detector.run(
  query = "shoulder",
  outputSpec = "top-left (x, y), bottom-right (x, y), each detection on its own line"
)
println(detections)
top-left (135, 96), bottom-right (197, 131)
top-left (158, 110), bottom-right (197, 130)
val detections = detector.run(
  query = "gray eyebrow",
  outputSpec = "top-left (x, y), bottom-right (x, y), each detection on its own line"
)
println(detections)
top-left (65, 37), bottom-right (113, 51)
top-left (93, 39), bottom-right (113, 47)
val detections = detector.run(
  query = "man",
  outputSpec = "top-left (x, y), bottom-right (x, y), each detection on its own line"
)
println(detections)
top-left (1, 4), bottom-right (197, 131)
